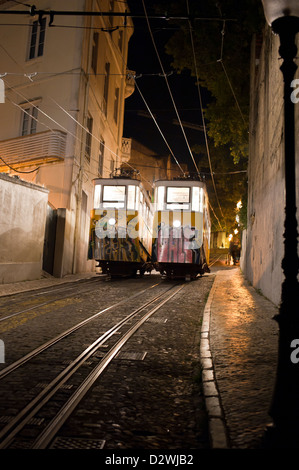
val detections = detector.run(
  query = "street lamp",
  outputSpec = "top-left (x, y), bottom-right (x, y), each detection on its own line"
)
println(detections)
top-left (261, 0), bottom-right (299, 448)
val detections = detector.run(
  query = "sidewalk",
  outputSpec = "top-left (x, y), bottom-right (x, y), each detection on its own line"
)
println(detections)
top-left (201, 266), bottom-right (279, 449)
top-left (0, 271), bottom-right (99, 297)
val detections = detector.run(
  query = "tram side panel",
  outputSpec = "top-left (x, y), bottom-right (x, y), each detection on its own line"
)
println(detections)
top-left (89, 208), bottom-right (151, 276)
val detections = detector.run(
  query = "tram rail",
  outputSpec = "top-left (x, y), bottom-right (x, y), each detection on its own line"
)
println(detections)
top-left (0, 282), bottom-right (185, 449)
top-left (0, 281), bottom-right (161, 379)
top-left (0, 276), bottom-right (110, 323)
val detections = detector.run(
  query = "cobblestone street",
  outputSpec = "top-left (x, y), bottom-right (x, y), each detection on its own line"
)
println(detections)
top-left (0, 273), bottom-right (214, 450)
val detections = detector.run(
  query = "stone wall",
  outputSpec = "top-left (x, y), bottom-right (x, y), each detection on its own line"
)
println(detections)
top-left (241, 27), bottom-right (299, 306)
top-left (0, 173), bottom-right (48, 283)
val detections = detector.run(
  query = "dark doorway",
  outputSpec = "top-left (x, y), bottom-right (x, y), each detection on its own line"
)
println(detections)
top-left (43, 204), bottom-right (57, 275)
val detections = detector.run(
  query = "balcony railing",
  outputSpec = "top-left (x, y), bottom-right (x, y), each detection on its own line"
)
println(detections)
top-left (121, 137), bottom-right (132, 163)
top-left (0, 130), bottom-right (66, 169)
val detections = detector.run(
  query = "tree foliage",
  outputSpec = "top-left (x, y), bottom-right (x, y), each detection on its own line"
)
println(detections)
top-left (158, 0), bottom-right (264, 161)
top-left (153, 0), bottom-right (264, 231)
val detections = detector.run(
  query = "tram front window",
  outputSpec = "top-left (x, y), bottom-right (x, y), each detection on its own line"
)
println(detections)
top-left (166, 187), bottom-right (190, 210)
top-left (103, 185), bottom-right (126, 208)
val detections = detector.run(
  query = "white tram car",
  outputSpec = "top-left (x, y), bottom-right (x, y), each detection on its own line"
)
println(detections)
top-left (152, 177), bottom-right (211, 279)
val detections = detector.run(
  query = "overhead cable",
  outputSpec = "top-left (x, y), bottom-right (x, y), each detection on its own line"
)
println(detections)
top-left (50, 96), bottom-right (153, 188)
top-left (95, 2), bottom-right (185, 177)
top-left (142, 0), bottom-right (200, 177)
top-left (216, 19), bottom-right (247, 127)
top-left (131, 76), bottom-right (185, 177)
top-left (186, 0), bottom-right (225, 229)
top-left (4, 83), bottom-right (118, 179)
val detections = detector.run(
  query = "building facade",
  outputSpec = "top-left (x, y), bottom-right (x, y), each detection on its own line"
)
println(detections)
top-left (0, 0), bottom-right (134, 277)
top-left (121, 139), bottom-right (189, 197)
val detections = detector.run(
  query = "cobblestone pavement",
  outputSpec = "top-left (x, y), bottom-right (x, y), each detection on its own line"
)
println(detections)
top-left (0, 271), bottom-right (99, 298)
top-left (0, 272), bottom-right (215, 451)
top-left (208, 266), bottom-right (279, 449)
top-left (54, 277), bottom-right (215, 450)
top-left (0, 265), bottom-right (281, 452)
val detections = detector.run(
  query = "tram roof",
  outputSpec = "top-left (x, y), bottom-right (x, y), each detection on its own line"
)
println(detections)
top-left (154, 179), bottom-right (206, 189)
top-left (93, 178), bottom-right (143, 187)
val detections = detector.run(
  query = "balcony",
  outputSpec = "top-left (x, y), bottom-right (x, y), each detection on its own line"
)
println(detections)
top-left (121, 137), bottom-right (132, 163)
top-left (0, 130), bottom-right (67, 171)
top-left (125, 70), bottom-right (135, 99)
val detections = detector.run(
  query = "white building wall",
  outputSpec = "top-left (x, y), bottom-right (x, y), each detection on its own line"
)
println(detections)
top-left (0, 0), bottom-right (133, 277)
top-left (0, 173), bottom-right (49, 283)
top-left (242, 27), bottom-right (299, 306)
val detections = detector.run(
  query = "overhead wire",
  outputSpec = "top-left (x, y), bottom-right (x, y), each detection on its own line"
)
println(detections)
top-left (0, 9), bottom-right (216, 183)
top-left (0, 3), bottom-right (232, 194)
top-left (141, 0), bottom-right (199, 178)
top-left (50, 96), bottom-right (154, 189)
top-left (131, 76), bottom-right (185, 176)
top-left (3, 79), bottom-right (120, 180)
top-left (185, 0), bottom-right (224, 231)
top-left (0, 21), bottom-right (154, 189)
top-left (216, 19), bottom-right (247, 127)
top-left (94, 2), bottom-right (186, 178)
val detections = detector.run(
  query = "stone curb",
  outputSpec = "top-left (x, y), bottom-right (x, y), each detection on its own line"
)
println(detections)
top-left (200, 275), bottom-right (229, 449)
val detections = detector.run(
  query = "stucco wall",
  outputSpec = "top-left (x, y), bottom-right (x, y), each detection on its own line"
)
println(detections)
top-left (242, 27), bottom-right (299, 306)
top-left (0, 173), bottom-right (48, 283)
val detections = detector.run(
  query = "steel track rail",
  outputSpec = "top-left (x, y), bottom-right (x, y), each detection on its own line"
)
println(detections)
top-left (209, 254), bottom-right (225, 267)
top-left (0, 276), bottom-right (111, 323)
top-left (34, 283), bottom-right (185, 449)
top-left (0, 282), bottom-right (161, 379)
top-left (0, 283), bottom-right (183, 449)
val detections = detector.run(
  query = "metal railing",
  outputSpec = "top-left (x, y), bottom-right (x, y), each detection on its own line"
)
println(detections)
top-left (0, 130), bottom-right (66, 167)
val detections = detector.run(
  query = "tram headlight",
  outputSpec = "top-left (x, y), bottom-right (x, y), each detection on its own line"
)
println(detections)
top-left (109, 217), bottom-right (116, 225)
top-left (173, 219), bottom-right (181, 228)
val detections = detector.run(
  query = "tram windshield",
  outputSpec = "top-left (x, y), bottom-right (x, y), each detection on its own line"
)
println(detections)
top-left (166, 187), bottom-right (190, 209)
top-left (103, 185), bottom-right (126, 208)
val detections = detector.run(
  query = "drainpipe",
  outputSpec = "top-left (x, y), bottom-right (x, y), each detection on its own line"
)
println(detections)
top-left (72, 0), bottom-right (93, 274)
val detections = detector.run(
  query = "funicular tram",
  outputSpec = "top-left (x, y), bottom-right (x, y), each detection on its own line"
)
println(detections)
top-left (88, 169), bottom-right (153, 277)
top-left (152, 176), bottom-right (211, 280)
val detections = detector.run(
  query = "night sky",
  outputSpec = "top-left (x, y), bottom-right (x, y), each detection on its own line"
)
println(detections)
top-left (123, 1), bottom-right (208, 171)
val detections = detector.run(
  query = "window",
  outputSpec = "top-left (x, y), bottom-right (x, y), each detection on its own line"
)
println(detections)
top-left (167, 187), bottom-right (190, 203)
top-left (98, 139), bottom-right (105, 176)
top-left (166, 187), bottom-right (190, 210)
top-left (94, 184), bottom-right (102, 208)
top-left (114, 87), bottom-right (119, 123)
top-left (91, 32), bottom-right (99, 74)
top-left (192, 186), bottom-right (204, 212)
top-left (156, 186), bottom-right (165, 211)
top-left (127, 185), bottom-right (135, 210)
top-left (21, 106), bottom-right (38, 135)
top-left (110, 157), bottom-right (114, 175)
top-left (28, 18), bottom-right (46, 60)
top-left (103, 62), bottom-right (110, 116)
top-left (103, 185), bottom-right (125, 202)
top-left (85, 115), bottom-right (93, 161)
top-left (103, 185), bottom-right (125, 208)
top-left (118, 29), bottom-right (123, 52)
